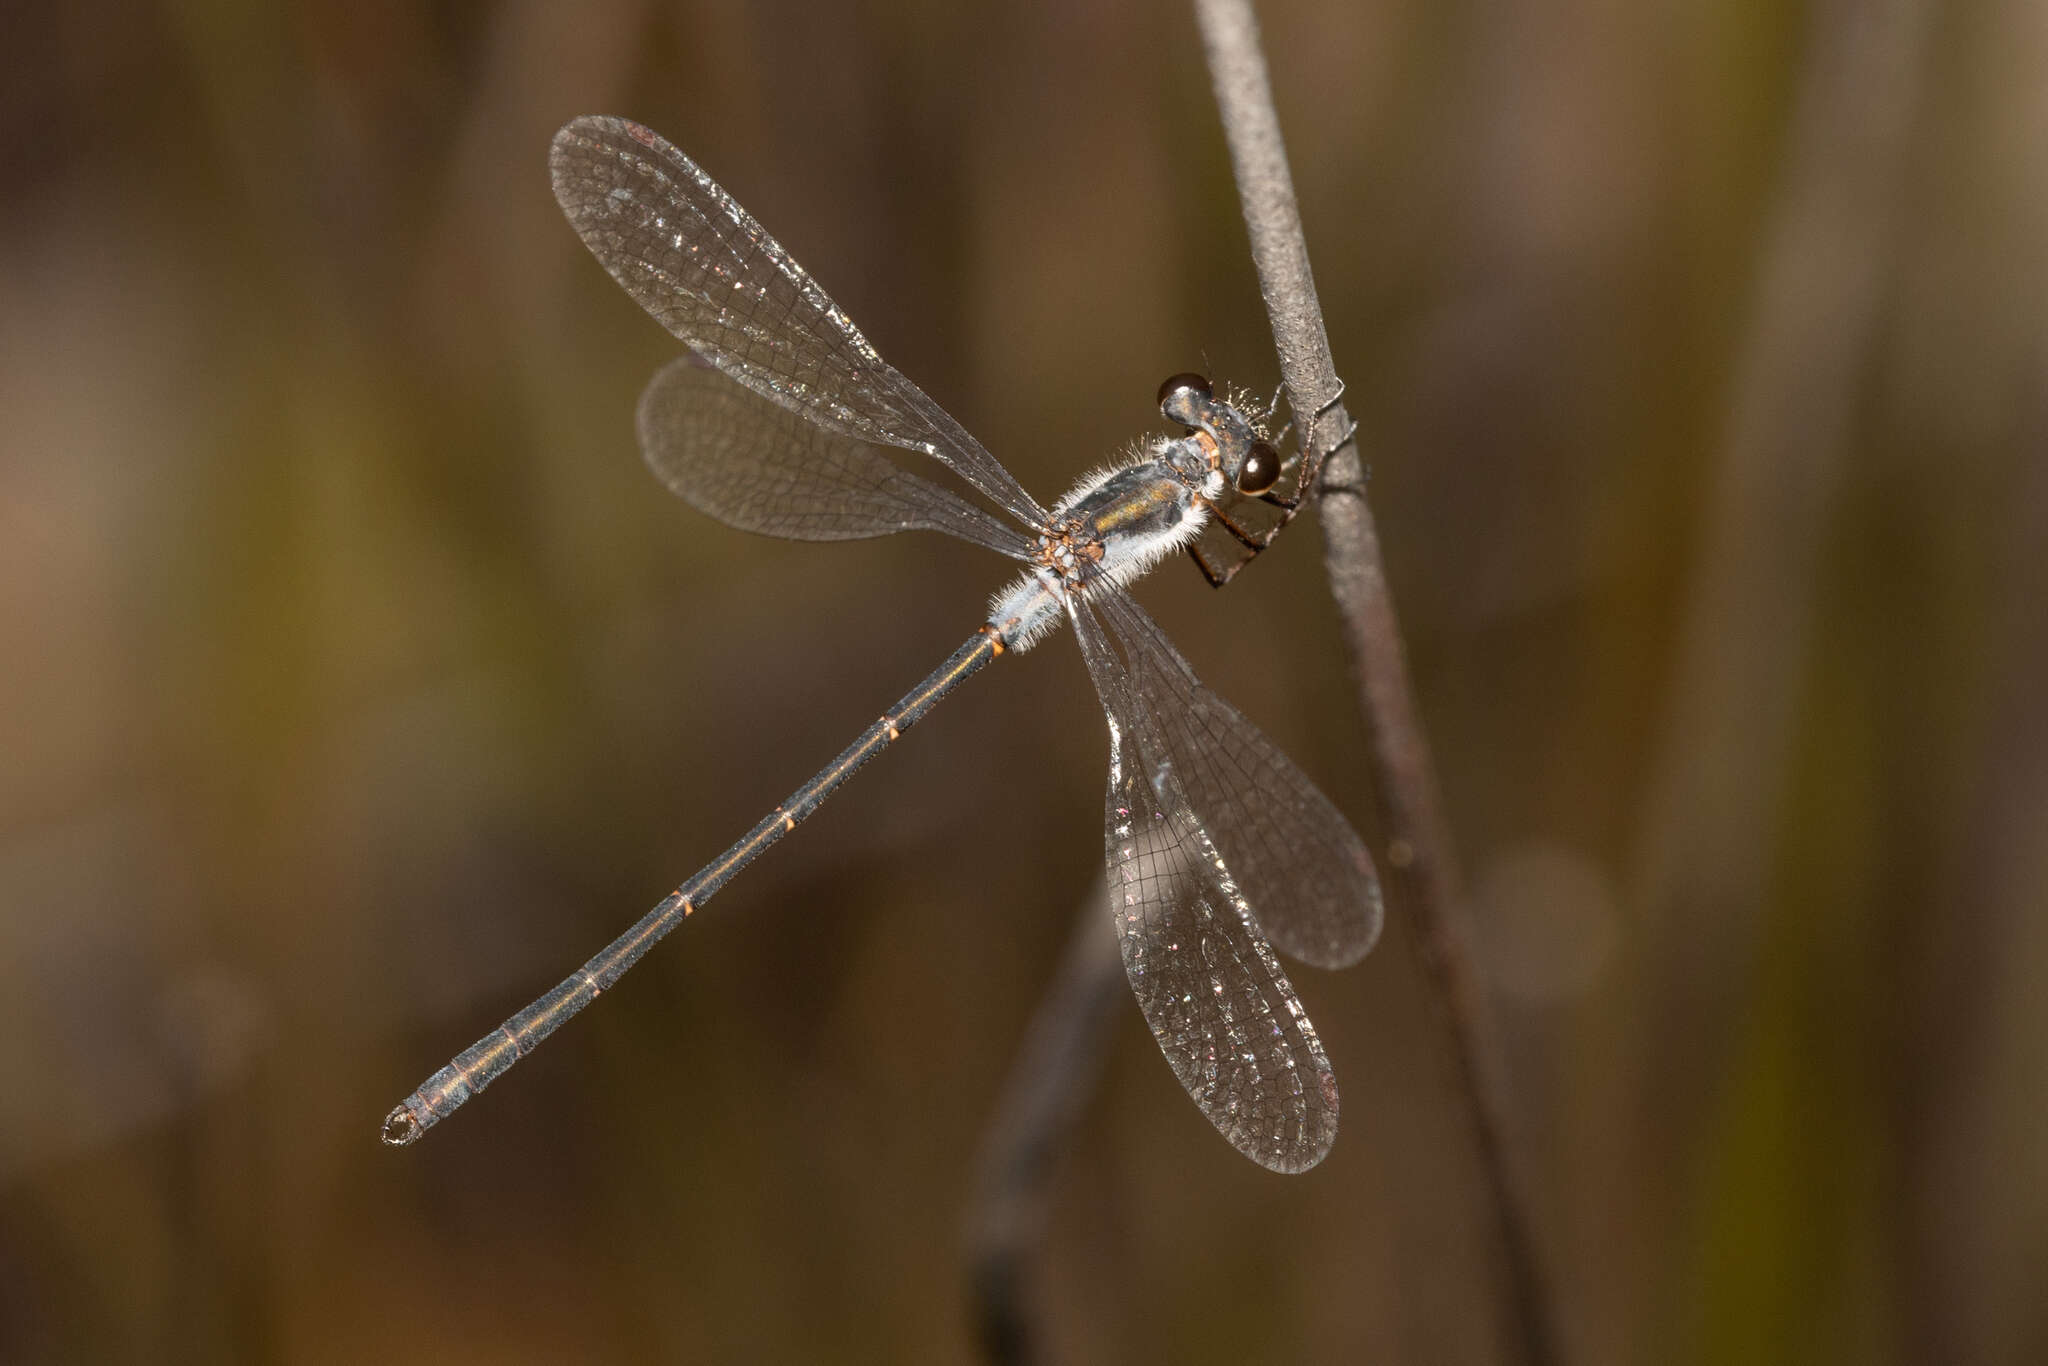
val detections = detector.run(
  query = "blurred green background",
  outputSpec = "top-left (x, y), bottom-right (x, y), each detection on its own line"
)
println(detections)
top-left (3, 0), bottom-right (2044, 1361)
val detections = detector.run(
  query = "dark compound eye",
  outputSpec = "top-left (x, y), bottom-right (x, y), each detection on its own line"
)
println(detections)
top-left (1236, 441), bottom-right (1282, 495)
top-left (1156, 372), bottom-right (1212, 409)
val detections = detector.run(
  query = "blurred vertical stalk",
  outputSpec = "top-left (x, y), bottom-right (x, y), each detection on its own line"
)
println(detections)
top-left (1889, 3), bottom-right (2048, 1354)
top-left (1898, 370), bottom-right (2048, 1362)
top-left (1620, 0), bottom-right (1935, 1345)
top-left (1192, 3), bottom-right (1561, 1365)
top-left (1634, 0), bottom-right (1934, 1059)
top-left (966, 890), bottom-right (1126, 1366)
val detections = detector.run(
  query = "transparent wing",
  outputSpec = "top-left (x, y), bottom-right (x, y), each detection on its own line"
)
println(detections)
top-left (638, 356), bottom-right (1036, 560)
top-left (1069, 597), bottom-right (1338, 1172)
top-left (1093, 585), bottom-right (1382, 969)
top-left (551, 115), bottom-right (1048, 530)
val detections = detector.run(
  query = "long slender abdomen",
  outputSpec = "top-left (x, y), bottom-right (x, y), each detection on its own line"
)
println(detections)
top-left (382, 627), bottom-right (1005, 1145)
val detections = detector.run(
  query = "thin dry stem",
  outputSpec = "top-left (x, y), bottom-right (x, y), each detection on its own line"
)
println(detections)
top-left (1192, 2), bottom-right (1561, 1364)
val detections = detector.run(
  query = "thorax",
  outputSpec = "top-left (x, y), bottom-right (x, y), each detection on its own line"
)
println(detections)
top-left (985, 437), bottom-right (1218, 650)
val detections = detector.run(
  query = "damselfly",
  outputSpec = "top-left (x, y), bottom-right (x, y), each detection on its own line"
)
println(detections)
top-left (383, 116), bottom-right (1381, 1172)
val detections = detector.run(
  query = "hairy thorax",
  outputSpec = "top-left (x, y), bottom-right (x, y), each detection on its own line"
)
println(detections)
top-left (985, 434), bottom-right (1222, 650)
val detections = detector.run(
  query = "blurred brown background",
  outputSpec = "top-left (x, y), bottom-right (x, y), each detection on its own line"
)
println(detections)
top-left (4, 0), bottom-right (2044, 1361)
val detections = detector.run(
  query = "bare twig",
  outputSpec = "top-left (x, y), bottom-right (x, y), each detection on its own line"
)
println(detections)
top-left (965, 887), bottom-right (1126, 1366)
top-left (1190, 3), bottom-right (1561, 1364)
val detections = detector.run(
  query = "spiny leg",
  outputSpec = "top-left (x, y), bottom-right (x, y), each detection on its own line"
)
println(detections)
top-left (1188, 378), bottom-right (1359, 591)
top-left (1255, 378), bottom-right (1289, 437)
top-left (1186, 541), bottom-right (1246, 589)
top-left (1205, 498), bottom-right (1270, 550)
top-left (1293, 378), bottom-right (1357, 501)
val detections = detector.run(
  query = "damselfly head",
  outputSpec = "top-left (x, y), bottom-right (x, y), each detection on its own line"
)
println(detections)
top-left (1158, 373), bottom-right (1267, 494)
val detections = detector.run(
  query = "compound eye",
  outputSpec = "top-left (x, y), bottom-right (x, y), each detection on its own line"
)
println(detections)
top-left (1156, 372), bottom-right (1212, 410)
top-left (1236, 441), bottom-right (1282, 495)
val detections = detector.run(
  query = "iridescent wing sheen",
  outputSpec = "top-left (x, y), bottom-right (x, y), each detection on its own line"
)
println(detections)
top-left (551, 115), bottom-right (1048, 530)
top-left (638, 356), bottom-right (1036, 559)
top-left (1093, 584), bottom-right (1382, 969)
top-left (1069, 597), bottom-right (1338, 1173)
